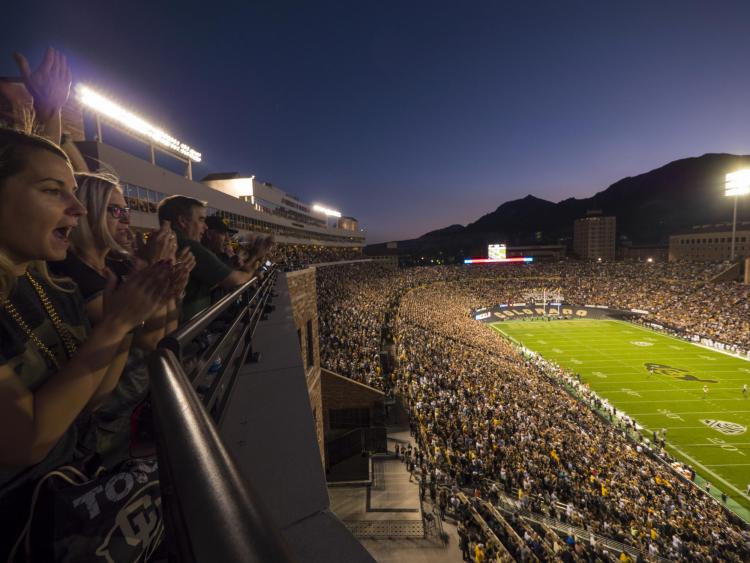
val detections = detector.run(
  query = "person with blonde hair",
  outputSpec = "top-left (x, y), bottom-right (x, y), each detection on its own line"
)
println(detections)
top-left (0, 127), bottom-right (175, 558)
top-left (49, 171), bottom-right (195, 463)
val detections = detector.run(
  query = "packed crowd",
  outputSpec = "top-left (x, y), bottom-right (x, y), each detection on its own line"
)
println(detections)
top-left (269, 243), bottom-right (361, 271)
top-left (0, 48), bottom-right (275, 560)
top-left (316, 261), bottom-right (750, 561)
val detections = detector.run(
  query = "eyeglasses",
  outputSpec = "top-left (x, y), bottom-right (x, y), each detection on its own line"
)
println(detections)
top-left (106, 205), bottom-right (131, 220)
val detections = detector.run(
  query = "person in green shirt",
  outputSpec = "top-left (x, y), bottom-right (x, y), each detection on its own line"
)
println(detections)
top-left (157, 195), bottom-right (270, 322)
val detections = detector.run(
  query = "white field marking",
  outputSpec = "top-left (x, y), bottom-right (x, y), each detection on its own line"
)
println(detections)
top-left (698, 355), bottom-right (717, 361)
top-left (525, 333), bottom-right (534, 337)
top-left (658, 426), bottom-right (725, 430)
top-left (668, 345), bottom-right (684, 350)
top-left (552, 348), bottom-right (563, 354)
top-left (630, 410), bottom-right (750, 416)
top-left (609, 319), bottom-right (750, 363)
top-left (604, 387), bottom-right (750, 393)
top-left (620, 399), bottom-right (750, 403)
top-left (570, 359), bottom-right (583, 365)
top-left (686, 443), bottom-right (750, 447)
top-left (666, 443), bottom-right (746, 499)
top-left (621, 388), bottom-right (642, 398)
top-left (705, 463), bottom-right (750, 467)
top-left (656, 409), bottom-right (685, 422)
top-left (740, 368), bottom-right (750, 374)
top-left (537, 340), bottom-right (547, 344)
top-left (591, 371), bottom-right (607, 379)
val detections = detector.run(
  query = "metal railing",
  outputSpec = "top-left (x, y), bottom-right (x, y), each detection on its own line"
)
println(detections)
top-left (148, 266), bottom-right (293, 562)
top-left (159, 268), bottom-right (278, 423)
top-left (149, 349), bottom-right (293, 562)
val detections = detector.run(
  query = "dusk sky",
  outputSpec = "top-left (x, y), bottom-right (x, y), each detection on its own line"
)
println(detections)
top-left (4, 1), bottom-right (750, 243)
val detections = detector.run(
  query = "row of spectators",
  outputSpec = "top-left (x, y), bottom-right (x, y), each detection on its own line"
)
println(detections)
top-left (316, 261), bottom-right (750, 561)
top-left (0, 48), bottom-right (275, 561)
top-left (269, 243), bottom-right (361, 271)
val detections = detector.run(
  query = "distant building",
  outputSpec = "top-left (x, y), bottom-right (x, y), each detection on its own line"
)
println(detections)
top-left (669, 222), bottom-right (750, 262)
top-left (573, 212), bottom-right (616, 261)
top-left (619, 243), bottom-right (668, 262)
top-left (337, 216), bottom-right (359, 231)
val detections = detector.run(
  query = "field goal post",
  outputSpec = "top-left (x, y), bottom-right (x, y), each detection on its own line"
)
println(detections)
top-left (524, 287), bottom-right (564, 316)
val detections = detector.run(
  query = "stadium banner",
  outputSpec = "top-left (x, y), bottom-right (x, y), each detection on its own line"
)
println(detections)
top-left (471, 302), bottom-right (643, 323)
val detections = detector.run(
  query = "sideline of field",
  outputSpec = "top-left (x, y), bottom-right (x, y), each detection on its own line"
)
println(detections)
top-left (491, 318), bottom-right (750, 521)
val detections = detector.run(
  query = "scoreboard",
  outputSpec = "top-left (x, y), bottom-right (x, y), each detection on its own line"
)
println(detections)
top-left (488, 244), bottom-right (506, 260)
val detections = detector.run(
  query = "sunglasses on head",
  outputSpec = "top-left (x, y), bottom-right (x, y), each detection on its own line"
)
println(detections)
top-left (106, 205), bottom-right (131, 220)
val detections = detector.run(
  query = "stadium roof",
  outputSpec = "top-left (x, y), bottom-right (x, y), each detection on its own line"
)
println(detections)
top-left (201, 172), bottom-right (242, 181)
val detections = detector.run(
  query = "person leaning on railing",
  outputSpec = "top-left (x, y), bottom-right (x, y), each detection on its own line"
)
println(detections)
top-left (157, 194), bottom-right (274, 322)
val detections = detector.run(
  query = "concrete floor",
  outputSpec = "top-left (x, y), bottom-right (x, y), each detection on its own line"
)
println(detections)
top-left (329, 430), bottom-right (464, 563)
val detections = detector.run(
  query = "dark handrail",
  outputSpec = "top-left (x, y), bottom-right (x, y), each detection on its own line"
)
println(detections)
top-left (149, 348), bottom-right (294, 563)
top-left (159, 270), bottom-right (267, 360)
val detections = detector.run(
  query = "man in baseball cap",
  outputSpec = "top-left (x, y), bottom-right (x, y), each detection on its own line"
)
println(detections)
top-left (203, 215), bottom-right (237, 265)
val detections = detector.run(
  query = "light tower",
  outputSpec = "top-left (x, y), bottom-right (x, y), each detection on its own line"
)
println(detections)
top-left (725, 170), bottom-right (750, 261)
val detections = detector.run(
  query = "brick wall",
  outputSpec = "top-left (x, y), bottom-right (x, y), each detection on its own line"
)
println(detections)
top-left (286, 268), bottom-right (325, 466)
top-left (321, 369), bottom-right (385, 433)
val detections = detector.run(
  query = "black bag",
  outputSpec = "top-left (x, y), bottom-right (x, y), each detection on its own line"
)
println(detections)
top-left (9, 458), bottom-right (163, 562)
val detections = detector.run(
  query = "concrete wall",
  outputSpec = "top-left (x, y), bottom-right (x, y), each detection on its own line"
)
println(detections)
top-left (218, 274), bottom-right (374, 562)
top-left (286, 268), bottom-right (325, 467)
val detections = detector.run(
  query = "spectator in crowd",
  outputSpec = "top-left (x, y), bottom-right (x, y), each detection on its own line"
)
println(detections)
top-left (202, 215), bottom-right (237, 265)
top-left (1, 48), bottom-right (70, 145)
top-left (50, 171), bottom-right (195, 463)
top-left (157, 195), bottom-right (273, 321)
top-left (0, 128), bottom-right (173, 558)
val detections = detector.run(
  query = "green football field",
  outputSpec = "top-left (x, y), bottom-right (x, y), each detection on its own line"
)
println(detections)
top-left (491, 318), bottom-right (750, 515)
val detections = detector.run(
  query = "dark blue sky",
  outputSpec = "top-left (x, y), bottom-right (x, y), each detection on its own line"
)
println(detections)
top-left (4, 1), bottom-right (750, 243)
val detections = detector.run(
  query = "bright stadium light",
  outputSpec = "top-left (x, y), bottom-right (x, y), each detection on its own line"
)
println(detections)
top-left (726, 169), bottom-right (750, 260)
top-left (312, 204), bottom-right (342, 218)
top-left (725, 170), bottom-right (750, 197)
top-left (75, 84), bottom-right (202, 163)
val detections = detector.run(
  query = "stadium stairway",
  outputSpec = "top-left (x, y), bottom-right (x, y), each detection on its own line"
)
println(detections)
top-left (710, 260), bottom-right (743, 283)
top-left (328, 430), bottom-right (463, 563)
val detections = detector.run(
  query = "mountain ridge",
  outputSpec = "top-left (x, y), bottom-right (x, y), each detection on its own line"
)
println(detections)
top-left (368, 153), bottom-right (750, 257)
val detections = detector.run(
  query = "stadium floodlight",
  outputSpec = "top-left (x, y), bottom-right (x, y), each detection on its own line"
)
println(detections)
top-left (725, 169), bottom-right (750, 260)
top-left (312, 204), bottom-right (342, 218)
top-left (725, 170), bottom-right (750, 197)
top-left (75, 84), bottom-right (202, 163)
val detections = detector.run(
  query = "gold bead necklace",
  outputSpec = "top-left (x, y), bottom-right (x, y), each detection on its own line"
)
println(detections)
top-left (2, 272), bottom-right (78, 370)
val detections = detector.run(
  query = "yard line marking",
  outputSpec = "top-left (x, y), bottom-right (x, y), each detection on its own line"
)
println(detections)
top-left (619, 399), bottom-right (750, 403)
top-left (666, 444), bottom-right (746, 498)
top-left (705, 463), bottom-right (750, 467)
top-left (630, 410), bottom-right (750, 416)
